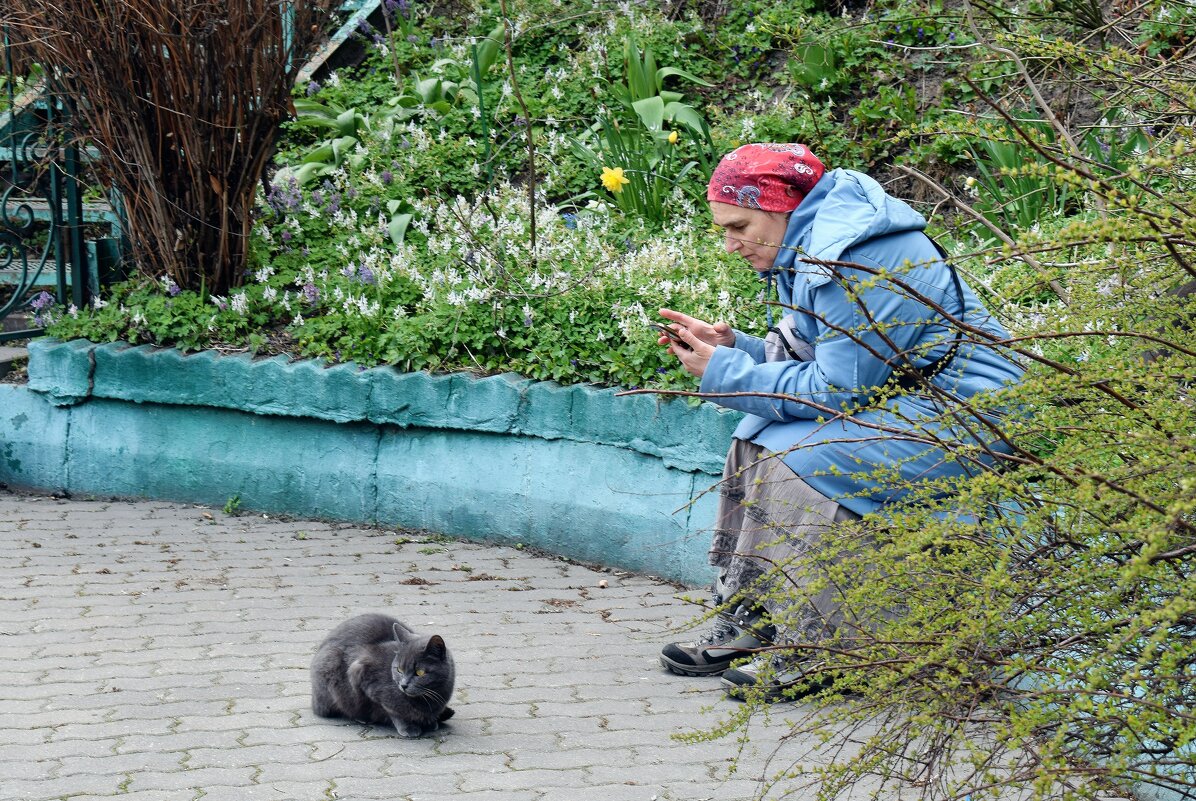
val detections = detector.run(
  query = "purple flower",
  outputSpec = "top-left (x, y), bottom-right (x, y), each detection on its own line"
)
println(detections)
top-left (303, 283), bottom-right (319, 304)
top-left (30, 290), bottom-right (54, 311)
top-left (357, 18), bottom-right (374, 35)
top-left (266, 176), bottom-right (302, 215)
top-left (306, 81), bottom-right (320, 96)
top-left (167, 280), bottom-right (181, 297)
top-left (341, 263), bottom-right (357, 278)
top-left (380, 170), bottom-right (393, 185)
top-left (286, 179), bottom-right (302, 210)
top-left (281, 230), bottom-right (293, 243)
top-left (358, 265), bottom-right (376, 285)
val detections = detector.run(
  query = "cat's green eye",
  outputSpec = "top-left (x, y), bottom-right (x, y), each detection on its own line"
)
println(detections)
top-left (415, 668), bottom-right (426, 677)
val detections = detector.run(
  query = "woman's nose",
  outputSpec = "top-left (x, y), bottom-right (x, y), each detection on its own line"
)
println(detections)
top-left (725, 233), bottom-right (740, 254)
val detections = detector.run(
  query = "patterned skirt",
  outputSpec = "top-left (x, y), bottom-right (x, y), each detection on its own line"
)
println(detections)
top-left (710, 438), bottom-right (865, 646)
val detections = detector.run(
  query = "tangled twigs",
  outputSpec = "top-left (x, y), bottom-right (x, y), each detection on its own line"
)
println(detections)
top-left (6, 0), bottom-right (334, 295)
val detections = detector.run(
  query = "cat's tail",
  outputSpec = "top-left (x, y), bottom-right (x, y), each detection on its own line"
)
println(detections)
top-left (438, 706), bottom-right (455, 722)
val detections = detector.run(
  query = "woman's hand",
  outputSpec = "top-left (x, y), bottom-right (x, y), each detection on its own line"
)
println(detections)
top-left (658, 308), bottom-right (735, 347)
top-left (656, 308), bottom-right (735, 378)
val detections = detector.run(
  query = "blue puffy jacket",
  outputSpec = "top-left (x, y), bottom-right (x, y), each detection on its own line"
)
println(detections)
top-left (699, 168), bottom-right (1025, 516)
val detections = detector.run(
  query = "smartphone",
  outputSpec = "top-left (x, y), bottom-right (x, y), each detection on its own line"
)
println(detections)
top-left (650, 322), bottom-right (691, 350)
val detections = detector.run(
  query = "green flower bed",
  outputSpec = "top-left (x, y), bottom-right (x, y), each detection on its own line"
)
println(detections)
top-left (42, 0), bottom-right (1010, 388)
top-left (49, 184), bottom-right (765, 390)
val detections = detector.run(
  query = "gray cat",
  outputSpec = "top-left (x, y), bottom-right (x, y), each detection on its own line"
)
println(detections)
top-left (310, 613), bottom-right (455, 738)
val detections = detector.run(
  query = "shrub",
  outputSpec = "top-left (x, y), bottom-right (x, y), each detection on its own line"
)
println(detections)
top-left (680, 6), bottom-right (1196, 800)
top-left (5, 0), bottom-right (335, 296)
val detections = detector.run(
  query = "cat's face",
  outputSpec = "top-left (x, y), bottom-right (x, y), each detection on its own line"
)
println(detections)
top-left (391, 626), bottom-right (454, 704)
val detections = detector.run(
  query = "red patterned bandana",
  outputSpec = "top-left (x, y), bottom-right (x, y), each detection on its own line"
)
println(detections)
top-left (706, 143), bottom-right (826, 213)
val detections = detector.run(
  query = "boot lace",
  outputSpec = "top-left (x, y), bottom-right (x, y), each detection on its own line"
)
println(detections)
top-left (698, 604), bottom-right (750, 645)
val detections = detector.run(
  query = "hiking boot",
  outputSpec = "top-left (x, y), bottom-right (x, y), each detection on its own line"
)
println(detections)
top-left (660, 605), bottom-right (775, 677)
top-left (721, 651), bottom-right (833, 701)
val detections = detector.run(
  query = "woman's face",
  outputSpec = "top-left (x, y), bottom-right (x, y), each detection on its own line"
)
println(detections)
top-left (710, 203), bottom-right (791, 273)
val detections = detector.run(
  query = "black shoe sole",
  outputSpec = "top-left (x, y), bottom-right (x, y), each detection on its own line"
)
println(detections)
top-left (660, 655), bottom-right (730, 677)
top-left (721, 673), bottom-right (834, 701)
top-left (722, 676), bottom-right (786, 701)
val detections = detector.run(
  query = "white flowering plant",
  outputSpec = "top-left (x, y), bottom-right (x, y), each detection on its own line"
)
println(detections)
top-left (268, 181), bottom-right (764, 388)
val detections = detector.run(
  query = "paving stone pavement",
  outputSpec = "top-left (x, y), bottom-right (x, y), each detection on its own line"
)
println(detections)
top-left (0, 490), bottom-right (855, 801)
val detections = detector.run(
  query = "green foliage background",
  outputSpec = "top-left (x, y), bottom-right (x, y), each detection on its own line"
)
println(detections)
top-left (35, 0), bottom-right (1196, 799)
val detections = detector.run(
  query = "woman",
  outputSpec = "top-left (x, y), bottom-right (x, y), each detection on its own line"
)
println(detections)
top-left (657, 144), bottom-right (1023, 697)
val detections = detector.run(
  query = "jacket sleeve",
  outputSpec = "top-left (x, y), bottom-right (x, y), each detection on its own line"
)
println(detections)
top-left (733, 329), bottom-right (767, 363)
top-left (699, 251), bottom-right (941, 420)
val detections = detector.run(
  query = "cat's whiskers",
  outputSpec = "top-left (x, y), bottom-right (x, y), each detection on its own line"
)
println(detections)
top-left (418, 688), bottom-right (446, 709)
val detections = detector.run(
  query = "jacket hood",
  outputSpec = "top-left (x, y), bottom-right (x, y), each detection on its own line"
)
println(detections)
top-left (773, 168), bottom-right (928, 288)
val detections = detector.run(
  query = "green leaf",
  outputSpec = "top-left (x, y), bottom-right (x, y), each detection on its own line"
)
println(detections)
top-left (293, 98), bottom-right (339, 118)
top-left (414, 76), bottom-right (442, 103)
top-left (299, 142), bottom-right (335, 165)
top-left (475, 23), bottom-right (505, 77)
top-left (655, 66), bottom-right (713, 88)
top-left (663, 102), bottom-right (708, 136)
top-left (329, 135), bottom-right (359, 164)
top-left (334, 108), bottom-right (361, 137)
top-left (632, 96), bottom-right (665, 132)
top-left (388, 213), bottom-right (413, 245)
top-left (789, 42), bottom-right (838, 88)
top-left (624, 34), bottom-right (652, 102)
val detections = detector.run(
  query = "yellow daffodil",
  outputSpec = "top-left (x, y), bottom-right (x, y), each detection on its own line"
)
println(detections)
top-left (601, 166), bottom-right (630, 194)
top-left (667, 130), bottom-right (679, 145)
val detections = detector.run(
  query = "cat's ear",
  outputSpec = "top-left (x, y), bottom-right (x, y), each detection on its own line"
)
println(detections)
top-left (392, 622), bottom-right (410, 642)
top-left (425, 635), bottom-right (447, 659)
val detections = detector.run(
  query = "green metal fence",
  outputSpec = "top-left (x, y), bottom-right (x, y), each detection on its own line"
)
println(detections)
top-left (1, 27), bottom-right (124, 344)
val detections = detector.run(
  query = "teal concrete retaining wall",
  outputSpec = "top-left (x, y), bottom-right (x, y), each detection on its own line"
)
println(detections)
top-left (0, 339), bottom-right (743, 585)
